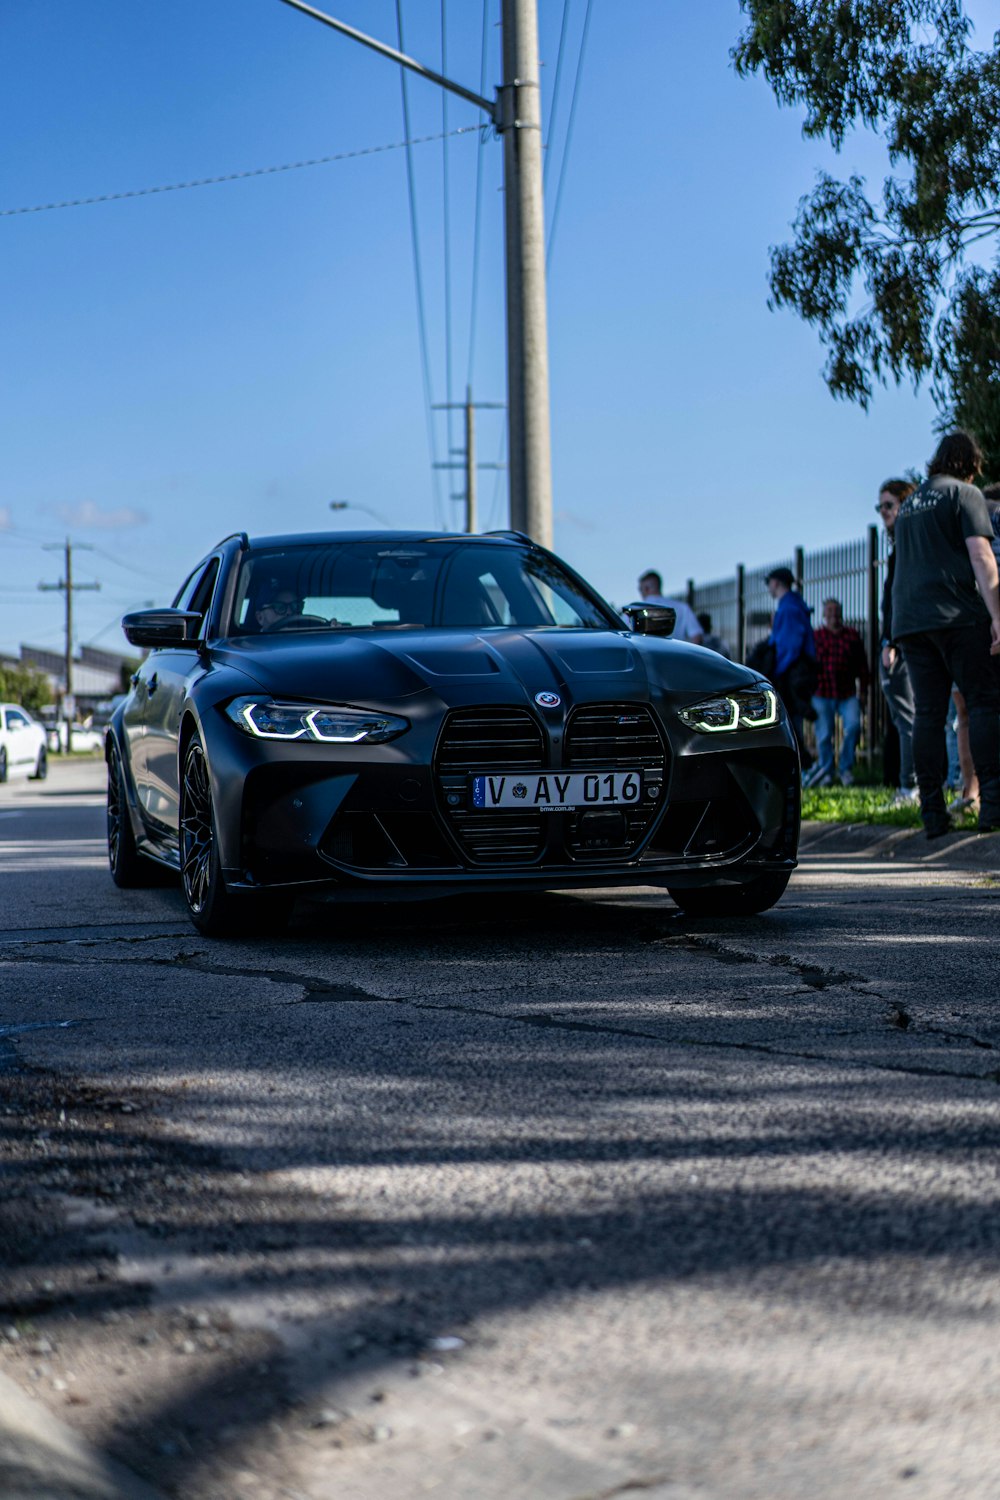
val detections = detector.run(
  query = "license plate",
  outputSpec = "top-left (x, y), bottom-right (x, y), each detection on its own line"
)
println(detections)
top-left (471, 770), bottom-right (642, 811)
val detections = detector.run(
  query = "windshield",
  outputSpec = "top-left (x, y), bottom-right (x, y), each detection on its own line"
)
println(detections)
top-left (230, 541), bottom-right (617, 635)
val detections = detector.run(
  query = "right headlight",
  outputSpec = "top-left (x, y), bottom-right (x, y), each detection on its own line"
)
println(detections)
top-left (677, 685), bottom-right (781, 734)
top-left (224, 698), bottom-right (409, 744)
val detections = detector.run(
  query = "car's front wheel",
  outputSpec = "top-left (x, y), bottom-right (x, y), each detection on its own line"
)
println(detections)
top-left (667, 871), bottom-right (791, 918)
top-left (180, 735), bottom-right (291, 938)
top-left (30, 745), bottom-right (47, 781)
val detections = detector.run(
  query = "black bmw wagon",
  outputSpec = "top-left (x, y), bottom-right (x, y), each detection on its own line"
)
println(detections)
top-left (107, 530), bottom-right (799, 935)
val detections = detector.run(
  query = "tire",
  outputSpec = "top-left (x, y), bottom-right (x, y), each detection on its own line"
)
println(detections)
top-left (668, 870), bottom-right (791, 918)
top-left (0, 748), bottom-right (7, 784)
top-left (180, 735), bottom-right (291, 938)
top-left (30, 746), bottom-right (47, 781)
top-left (107, 742), bottom-right (166, 888)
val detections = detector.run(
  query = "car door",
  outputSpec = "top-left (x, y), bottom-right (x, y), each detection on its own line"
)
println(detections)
top-left (140, 558), bottom-right (219, 835)
top-left (129, 561), bottom-right (205, 817)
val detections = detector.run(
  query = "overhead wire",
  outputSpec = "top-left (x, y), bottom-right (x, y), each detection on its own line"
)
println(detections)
top-left (441, 0), bottom-right (457, 515)
top-left (467, 0), bottom-right (506, 532)
top-left (544, 0), bottom-right (574, 185)
top-left (85, 544), bottom-right (165, 583)
top-left (396, 0), bottom-right (448, 531)
top-left (546, 0), bottom-right (595, 269)
top-left (465, 0), bottom-right (491, 393)
top-left (0, 129), bottom-right (477, 219)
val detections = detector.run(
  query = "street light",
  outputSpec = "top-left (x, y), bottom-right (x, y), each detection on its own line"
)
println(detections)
top-left (329, 500), bottom-right (390, 526)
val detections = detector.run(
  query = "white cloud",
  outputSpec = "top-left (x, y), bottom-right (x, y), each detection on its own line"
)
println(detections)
top-left (55, 500), bottom-right (148, 530)
top-left (0, 506), bottom-right (11, 531)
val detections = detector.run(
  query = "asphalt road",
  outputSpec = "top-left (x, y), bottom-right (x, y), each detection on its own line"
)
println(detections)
top-left (2, 759), bottom-right (999, 1500)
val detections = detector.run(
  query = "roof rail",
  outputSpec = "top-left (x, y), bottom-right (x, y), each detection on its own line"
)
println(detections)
top-left (482, 529), bottom-right (534, 544)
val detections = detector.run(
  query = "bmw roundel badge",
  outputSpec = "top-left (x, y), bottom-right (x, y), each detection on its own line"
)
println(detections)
top-left (534, 691), bottom-right (561, 709)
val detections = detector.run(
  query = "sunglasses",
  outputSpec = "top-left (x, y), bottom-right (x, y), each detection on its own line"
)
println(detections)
top-left (263, 598), bottom-right (301, 615)
top-left (875, 502), bottom-right (896, 514)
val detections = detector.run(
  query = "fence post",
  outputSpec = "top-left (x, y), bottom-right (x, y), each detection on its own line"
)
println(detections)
top-left (866, 523), bottom-right (880, 772)
top-left (686, 577), bottom-right (695, 610)
top-left (736, 563), bottom-right (745, 663)
top-left (794, 545), bottom-right (805, 592)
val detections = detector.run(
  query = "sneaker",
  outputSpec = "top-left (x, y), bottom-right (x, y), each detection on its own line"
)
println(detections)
top-left (840, 770), bottom-right (854, 788)
top-left (892, 788), bottom-right (920, 806)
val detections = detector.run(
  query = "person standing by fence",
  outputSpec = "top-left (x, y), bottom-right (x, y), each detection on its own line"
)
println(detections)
top-left (697, 612), bottom-right (732, 659)
top-left (890, 431), bottom-right (1000, 838)
top-left (876, 478), bottom-right (919, 801)
top-left (804, 598), bottom-right (870, 787)
top-left (764, 567), bottom-right (817, 764)
top-left (637, 571), bottom-right (704, 643)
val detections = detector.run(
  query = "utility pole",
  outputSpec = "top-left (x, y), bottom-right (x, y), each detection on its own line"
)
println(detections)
top-left (39, 539), bottom-right (100, 754)
top-left (277, 0), bottom-right (554, 547)
top-left (432, 388), bottom-right (505, 532)
top-left (499, 0), bottom-right (552, 546)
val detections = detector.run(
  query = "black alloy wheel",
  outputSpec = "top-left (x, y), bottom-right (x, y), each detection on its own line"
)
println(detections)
top-left (180, 735), bottom-right (291, 938)
top-left (30, 746), bottom-right (47, 781)
top-left (107, 742), bottom-right (163, 888)
top-left (667, 870), bottom-right (791, 918)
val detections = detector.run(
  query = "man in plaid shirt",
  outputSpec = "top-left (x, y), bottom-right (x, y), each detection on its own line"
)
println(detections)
top-left (803, 598), bottom-right (871, 787)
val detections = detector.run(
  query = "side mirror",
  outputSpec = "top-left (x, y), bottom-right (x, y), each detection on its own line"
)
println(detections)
top-left (121, 608), bottom-right (204, 649)
top-left (623, 603), bottom-right (677, 638)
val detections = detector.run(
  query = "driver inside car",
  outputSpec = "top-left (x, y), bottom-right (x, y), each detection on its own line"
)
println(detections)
top-left (255, 589), bottom-right (304, 631)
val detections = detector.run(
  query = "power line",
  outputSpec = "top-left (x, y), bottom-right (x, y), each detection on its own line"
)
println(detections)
top-left (396, 1), bottom-right (448, 530)
top-left (544, 0), bottom-right (574, 183)
top-left (486, 421), bottom-right (508, 531)
top-left (85, 543), bottom-right (167, 583)
top-left (0, 128), bottom-right (478, 219)
top-left (547, 0), bottom-right (595, 268)
top-left (466, 0), bottom-right (492, 391)
top-left (441, 0), bottom-right (457, 500)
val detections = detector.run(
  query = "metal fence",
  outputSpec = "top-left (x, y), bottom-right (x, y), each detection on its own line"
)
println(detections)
top-left (673, 524), bottom-right (891, 762)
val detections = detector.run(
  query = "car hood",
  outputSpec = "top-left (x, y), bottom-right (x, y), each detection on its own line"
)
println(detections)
top-left (212, 629), bottom-right (756, 711)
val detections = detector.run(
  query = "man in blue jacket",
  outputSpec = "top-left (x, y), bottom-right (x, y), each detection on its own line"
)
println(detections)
top-left (766, 567), bottom-right (817, 761)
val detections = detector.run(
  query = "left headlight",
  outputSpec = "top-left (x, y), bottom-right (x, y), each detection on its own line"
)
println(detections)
top-left (224, 698), bottom-right (409, 744)
top-left (677, 685), bottom-right (781, 734)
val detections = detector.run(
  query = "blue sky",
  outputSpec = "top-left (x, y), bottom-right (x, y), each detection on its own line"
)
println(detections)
top-left (1, 1), bottom-right (992, 658)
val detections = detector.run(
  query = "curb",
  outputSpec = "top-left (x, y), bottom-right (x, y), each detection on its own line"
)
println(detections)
top-left (0, 1370), bottom-right (167, 1500)
top-left (799, 819), bottom-right (1000, 868)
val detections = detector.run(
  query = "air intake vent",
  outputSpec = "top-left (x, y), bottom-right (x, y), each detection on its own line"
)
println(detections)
top-left (563, 704), bottom-right (667, 858)
top-left (436, 708), bottom-right (544, 773)
top-left (435, 707), bottom-right (545, 864)
top-left (564, 705), bottom-right (665, 771)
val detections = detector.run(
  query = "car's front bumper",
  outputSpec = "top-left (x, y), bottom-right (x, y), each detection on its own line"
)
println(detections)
top-left (205, 699), bottom-right (799, 900)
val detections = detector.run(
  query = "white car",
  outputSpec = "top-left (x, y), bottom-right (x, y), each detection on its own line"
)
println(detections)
top-left (45, 721), bottom-right (105, 754)
top-left (0, 703), bottom-right (48, 783)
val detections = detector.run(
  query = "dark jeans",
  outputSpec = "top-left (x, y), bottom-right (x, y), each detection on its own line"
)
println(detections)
top-left (900, 624), bottom-right (1000, 827)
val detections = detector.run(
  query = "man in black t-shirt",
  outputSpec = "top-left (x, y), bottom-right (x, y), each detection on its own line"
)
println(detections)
top-left (891, 431), bottom-right (1000, 837)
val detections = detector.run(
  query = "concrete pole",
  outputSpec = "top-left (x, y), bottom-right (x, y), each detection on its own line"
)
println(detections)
top-left (64, 540), bottom-right (74, 754)
top-left (501, 0), bottom-right (553, 547)
top-left (465, 387), bottom-right (477, 534)
top-left (39, 539), bottom-right (98, 754)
